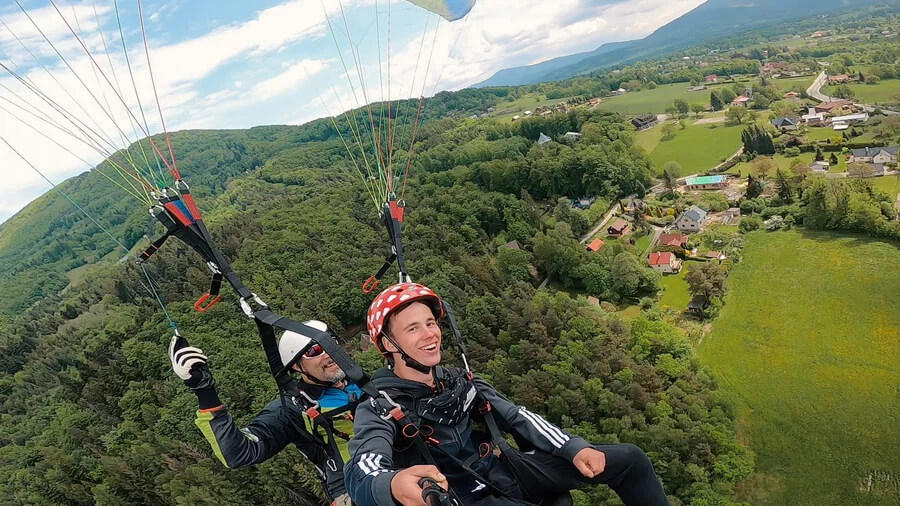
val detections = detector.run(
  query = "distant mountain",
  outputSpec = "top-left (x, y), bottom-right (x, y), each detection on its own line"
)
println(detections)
top-left (472, 40), bottom-right (636, 88)
top-left (472, 0), bottom-right (889, 87)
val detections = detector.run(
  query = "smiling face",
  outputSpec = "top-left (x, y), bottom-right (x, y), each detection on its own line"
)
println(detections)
top-left (384, 301), bottom-right (442, 369)
top-left (295, 351), bottom-right (346, 384)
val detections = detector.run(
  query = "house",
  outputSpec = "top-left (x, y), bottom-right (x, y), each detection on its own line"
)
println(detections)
top-left (537, 132), bottom-right (552, 146)
top-left (524, 110), bottom-right (532, 116)
top-left (850, 147), bottom-right (898, 164)
top-left (810, 30), bottom-right (828, 38)
top-left (827, 74), bottom-right (850, 84)
top-left (760, 61), bottom-right (789, 74)
top-left (687, 295), bottom-right (710, 315)
top-left (784, 91), bottom-right (800, 99)
top-left (512, 115), bottom-right (521, 122)
top-left (675, 205), bottom-right (708, 233)
top-left (815, 100), bottom-right (852, 114)
top-left (705, 251), bottom-right (725, 260)
top-left (586, 239), bottom-right (605, 252)
top-left (832, 122), bottom-right (850, 132)
top-left (830, 112), bottom-right (869, 125)
top-left (589, 98), bottom-right (600, 106)
top-left (686, 85), bottom-right (707, 92)
top-left (658, 233), bottom-right (688, 248)
top-left (731, 95), bottom-right (751, 107)
top-left (564, 132), bottom-right (583, 142)
top-left (631, 113), bottom-right (659, 131)
top-left (611, 87), bottom-right (627, 96)
top-left (607, 219), bottom-right (631, 237)
top-left (706, 74), bottom-right (718, 82)
top-left (771, 116), bottom-right (799, 131)
top-left (684, 175), bottom-right (727, 190)
top-left (648, 252), bottom-right (683, 274)
top-left (504, 240), bottom-right (521, 251)
top-left (724, 207), bottom-right (741, 220)
top-left (801, 112), bottom-right (825, 126)
top-left (811, 161), bottom-right (830, 173)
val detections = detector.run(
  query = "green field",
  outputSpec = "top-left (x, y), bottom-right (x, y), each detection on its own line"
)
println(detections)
top-left (657, 260), bottom-right (698, 309)
top-left (596, 83), bottom-right (710, 115)
top-left (844, 78), bottom-right (900, 105)
top-left (491, 94), bottom-right (576, 121)
top-left (729, 153), bottom-right (849, 177)
top-left (699, 230), bottom-right (900, 505)
top-left (871, 174), bottom-right (900, 199)
top-left (646, 120), bottom-right (744, 175)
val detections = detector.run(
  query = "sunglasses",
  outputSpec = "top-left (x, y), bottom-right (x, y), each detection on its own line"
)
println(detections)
top-left (302, 344), bottom-right (325, 359)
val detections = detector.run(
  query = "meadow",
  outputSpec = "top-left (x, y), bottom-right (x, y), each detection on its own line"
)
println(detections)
top-left (641, 119), bottom-right (744, 175)
top-left (596, 82), bottom-right (709, 115)
top-left (844, 78), bottom-right (900, 105)
top-left (699, 230), bottom-right (900, 505)
top-left (728, 152), bottom-right (849, 176)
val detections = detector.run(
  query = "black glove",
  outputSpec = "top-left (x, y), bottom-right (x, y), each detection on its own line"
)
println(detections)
top-left (169, 334), bottom-right (221, 408)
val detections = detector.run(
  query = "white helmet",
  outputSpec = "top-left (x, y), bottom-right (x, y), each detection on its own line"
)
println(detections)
top-left (279, 320), bottom-right (332, 368)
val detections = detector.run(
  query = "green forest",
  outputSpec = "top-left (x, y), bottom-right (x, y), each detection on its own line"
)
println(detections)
top-left (0, 104), bottom-right (753, 506)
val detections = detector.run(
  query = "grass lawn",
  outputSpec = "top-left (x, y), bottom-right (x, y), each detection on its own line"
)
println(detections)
top-left (648, 120), bottom-right (744, 175)
top-left (491, 94), bottom-right (577, 122)
top-left (728, 153), bottom-right (848, 177)
top-left (769, 75), bottom-right (816, 92)
top-left (699, 230), bottom-right (900, 505)
top-left (617, 304), bottom-right (642, 321)
top-left (871, 175), bottom-right (900, 199)
top-left (844, 78), bottom-right (900, 105)
top-left (633, 232), bottom-right (651, 254)
top-left (596, 83), bottom-right (710, 116)
top-left (635, 123), bottom-right (664, 154)
top-left (657, 259), bottom-right (699, 309)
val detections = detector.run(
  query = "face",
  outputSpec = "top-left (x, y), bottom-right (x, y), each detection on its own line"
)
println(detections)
top-left (384, 301), bottom-right (442, 368)
top-left (295, 349), bottom-right (346, 384)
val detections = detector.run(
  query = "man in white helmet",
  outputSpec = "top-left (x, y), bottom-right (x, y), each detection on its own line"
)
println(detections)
top-left (169, 320), bottom-right (361, 506)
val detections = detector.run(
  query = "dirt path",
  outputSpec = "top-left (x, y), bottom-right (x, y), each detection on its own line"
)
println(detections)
top-left (693, 115), bottom-right (726, 126)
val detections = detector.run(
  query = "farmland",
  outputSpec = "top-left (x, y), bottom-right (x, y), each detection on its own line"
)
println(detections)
top-left (699, 230), bottom-right (900, 505)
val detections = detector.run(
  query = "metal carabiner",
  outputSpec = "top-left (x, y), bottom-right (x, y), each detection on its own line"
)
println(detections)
top-left (239, 293), bottom-right (268, 318)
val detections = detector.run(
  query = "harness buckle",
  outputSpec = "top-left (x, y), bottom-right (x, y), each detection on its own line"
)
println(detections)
top-left (239, 293), bottom-right (268, 318)
top-left (375, 390), bottom-right (404, 421)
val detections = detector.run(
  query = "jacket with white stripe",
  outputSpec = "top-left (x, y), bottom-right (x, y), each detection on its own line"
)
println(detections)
top-left (345, 367), bottom-right (590, 506)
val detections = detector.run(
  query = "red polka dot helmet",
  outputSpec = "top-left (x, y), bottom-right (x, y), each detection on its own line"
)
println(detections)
top-left (367, 282), bottom-right (444, 354)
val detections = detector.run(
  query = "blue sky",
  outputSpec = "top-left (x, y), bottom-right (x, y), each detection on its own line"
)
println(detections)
top-left (0, 0), bottom-right (706, 224)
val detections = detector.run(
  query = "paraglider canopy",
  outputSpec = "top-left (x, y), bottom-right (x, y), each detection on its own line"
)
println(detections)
top-left (407, 0), bottom-right (477, 21)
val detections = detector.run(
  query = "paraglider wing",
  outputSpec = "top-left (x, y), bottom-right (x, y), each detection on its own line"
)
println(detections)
top-left (405, 0), bottom-right (476, 21)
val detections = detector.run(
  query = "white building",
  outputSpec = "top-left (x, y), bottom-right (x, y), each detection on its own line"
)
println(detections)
top-left (674, 205), bottom-right (708, 233)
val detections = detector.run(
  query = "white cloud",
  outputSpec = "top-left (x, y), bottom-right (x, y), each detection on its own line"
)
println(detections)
top-left (1, 0), bottom-right (706, 224)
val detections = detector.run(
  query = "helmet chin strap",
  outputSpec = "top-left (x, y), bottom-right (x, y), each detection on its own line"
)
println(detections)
top-left (381, 333), bottom-right (433, 375)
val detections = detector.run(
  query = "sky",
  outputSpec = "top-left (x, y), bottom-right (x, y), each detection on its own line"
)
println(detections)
top-left (0, 0), bottom-right (706, 224)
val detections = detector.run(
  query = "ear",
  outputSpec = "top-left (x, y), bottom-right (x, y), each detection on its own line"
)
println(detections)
top-left (380, 334), bottom-right (399, 354)
top-left (292, 363), bottom-right (304, 374)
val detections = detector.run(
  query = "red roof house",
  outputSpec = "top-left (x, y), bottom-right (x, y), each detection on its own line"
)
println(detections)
top-left (648, 252), bottom-right (683, 274)
top-left (586, 238), bottom-right (605, 252)
top-left (658, 233), bottom-right (687, 248)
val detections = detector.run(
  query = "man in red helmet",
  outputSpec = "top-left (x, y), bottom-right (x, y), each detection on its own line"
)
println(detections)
top-left (345, 283), bottom-right (670, 506)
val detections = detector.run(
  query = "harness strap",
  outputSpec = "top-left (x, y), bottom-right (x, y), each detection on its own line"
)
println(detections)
top-left (362, 253), bottom-right (397, 293)
top-left (137, 232), bottom-right (171, 263)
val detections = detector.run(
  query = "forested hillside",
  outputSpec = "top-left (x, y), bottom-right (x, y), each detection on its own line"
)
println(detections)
top-left (0, 106), bottom-right (752, 505)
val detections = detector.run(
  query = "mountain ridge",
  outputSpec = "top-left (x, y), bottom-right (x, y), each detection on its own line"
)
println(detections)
top-left (473, 0), bottom-right (890, 88)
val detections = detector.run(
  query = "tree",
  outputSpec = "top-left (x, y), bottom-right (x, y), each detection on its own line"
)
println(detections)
top-left (726, 106), bottom-right (748, 124)
top-left (875, 116), bottom-right (900, 139)
top-left (829, 152), bottom-right (839, 165)
top-left (690, 103), bottom-right (706, 117)
top-left (739, 216), bottom-right (763, 233)
top-left (745, 174), bottom-right (763, 199)
top-left (831, 85), bottom-right (855, 99)
top-left (741, 124), bottom-right (774, 155)
top-left (815, 147), bottom-right (825, 162)
top-left (685, 262), bottom-right (727, 299)
top-left (848, 161), bottom-right (875, 178)
top-left (751, 157), bottom-right (776, 179)
top-left (661, 122), bottom-right (677, 140)
top-left (710, 91), bottom-right (724, 111)
top-left (774, 169), bottom-right (794, 203)
top-left (674, 99), bottom-right (690, 117)
top-left (662, 162), bottom-right (681, 191)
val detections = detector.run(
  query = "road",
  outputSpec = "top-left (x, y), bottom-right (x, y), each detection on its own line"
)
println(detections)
top-left (807, 71), bottom-right (898, 116)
